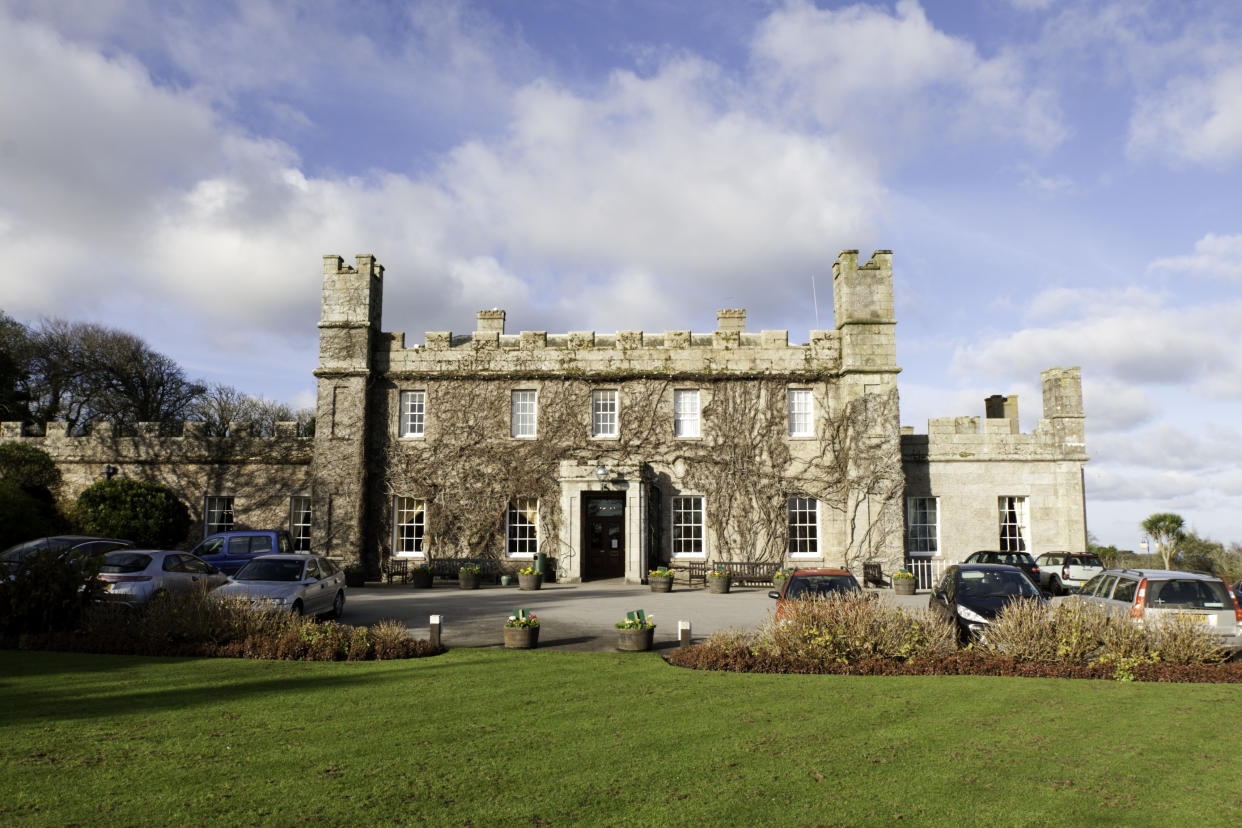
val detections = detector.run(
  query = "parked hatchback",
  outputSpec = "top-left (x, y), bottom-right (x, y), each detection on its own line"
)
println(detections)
top-left (1033, 551), bottom-right (1104, 595)
top-left (769, 569), bottom-right (867, 620)
top-left (96, 550), bottom-right (229, 607)
top-left (215, 554), bottom-right (345, 618)
top-left (929, 564), bottom-right (1046, 641)
top-left (1, 536), bottom-right (133, 575)
top-left (1074, 569), bottom-right (1242, 654)
top-left (963, 550), bottom-right (1041, 586)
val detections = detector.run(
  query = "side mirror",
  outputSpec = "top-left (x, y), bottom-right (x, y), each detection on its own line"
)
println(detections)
top-left (931, 588), bottom-right (945, 602)
top-left (768, 590), bottom-right (781, 600)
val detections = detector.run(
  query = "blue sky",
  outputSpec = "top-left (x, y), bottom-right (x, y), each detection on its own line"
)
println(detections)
top-left (1, 0), bottom-right (1240, 550)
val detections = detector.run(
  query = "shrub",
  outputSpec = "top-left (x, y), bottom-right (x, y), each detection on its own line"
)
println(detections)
top-left (16, 589), bottom-right (442, 661)
top-left (0, 442), bottom-right (61, 490)
top-left (0, 444), bottom-right (67, 547)
top-left (752, 595), bottom-right (956, 663)
top-left (75, 478), bottom-right (190, 548)
top-left (0, 546), bottom-right (104, 636)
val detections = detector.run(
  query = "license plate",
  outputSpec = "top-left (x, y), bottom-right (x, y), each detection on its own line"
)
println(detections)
top-left (1186, 613), bottom-right (1211, 626)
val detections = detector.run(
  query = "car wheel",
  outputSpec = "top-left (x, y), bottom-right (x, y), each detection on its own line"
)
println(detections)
top-left (290, 600), bottom-right (304, 617)
top-left (330, 590), bottom-right (344, 619)
top-left (1049, 577), bottom-right (1062, 596)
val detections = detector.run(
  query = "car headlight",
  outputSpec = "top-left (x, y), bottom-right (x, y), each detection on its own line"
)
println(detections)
top-left (956, 604), bottom-right (988, 624)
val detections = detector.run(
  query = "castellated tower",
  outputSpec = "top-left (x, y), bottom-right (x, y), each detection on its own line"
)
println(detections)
top-left (831, 249), bottom-right (900, 415)
top-left (311, 254), bottom-right (384, 559)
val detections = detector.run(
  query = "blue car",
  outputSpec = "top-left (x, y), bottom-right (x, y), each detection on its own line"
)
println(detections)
top-left (189, 530), bottom-right (296, 576)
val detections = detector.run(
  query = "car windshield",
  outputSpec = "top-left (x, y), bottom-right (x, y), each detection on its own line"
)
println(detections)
top-left (957, 570), bottom-right (1040, 599)
top-left (234, 559), bottom-right (306, 582)
top-left (100, 552), bottom-right (153, 573)
top-left (785, 575), bottom-right (859, 599)
top-left (1147, 579), bottom-right (1230, 610)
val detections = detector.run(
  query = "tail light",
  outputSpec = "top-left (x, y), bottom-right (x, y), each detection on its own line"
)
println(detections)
top-left (1131, 578), bottom-right (1147, 620)
top-left (1062, 565), bottom-right (1070, 580)
top-left (1031, 565), bottom-right (1040, 574)
top-left (1230, 586), bottom-right (1242, 623)
top-left (98, 574), bottom-right (153, 583)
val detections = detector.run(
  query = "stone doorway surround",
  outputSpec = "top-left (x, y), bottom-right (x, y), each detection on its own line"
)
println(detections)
top-left (556, 460), bottom-right (652, 583)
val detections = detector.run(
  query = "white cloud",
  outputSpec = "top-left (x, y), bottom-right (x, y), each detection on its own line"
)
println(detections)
top-left (1129, 62), bottom-right (1242, 166)
top-left (1148, 233), bottom-right (1242, 281)
top-left (751, 0), bottom-right (1066, 157)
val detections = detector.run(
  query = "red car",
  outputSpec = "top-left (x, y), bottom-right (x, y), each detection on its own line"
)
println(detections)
top-left (769, 568), bottom-right (866, 618)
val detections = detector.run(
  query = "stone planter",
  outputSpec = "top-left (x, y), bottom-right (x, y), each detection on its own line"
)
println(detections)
top-left (617, 627), bottom-right (655, 652)
top-left (503, 626), bottom-right (540, 649)
top-left (410, 570), bottom-right (433, 589)
top-left (459, 571), bottom-right (481, 590)
top-left (344, 570), bottom-right (366, 588)
top-left (500, 575), bottom-right (512, 587)
top-left (649, 576), bottom-right (673, 593)
top-left (706, 577), bottom-right (732, 594)
top-left (518, 572), bottom-right (543, 591)
top-left (893, 578), bottom-right (916, 595)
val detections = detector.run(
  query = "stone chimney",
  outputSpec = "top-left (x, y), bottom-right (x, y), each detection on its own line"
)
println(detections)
top-left (716, 309), bottom-right (746, 333)
top-left (475, 309), bottom-right (506, 334)
top-left (985, 394), bottom-right (1018, 421)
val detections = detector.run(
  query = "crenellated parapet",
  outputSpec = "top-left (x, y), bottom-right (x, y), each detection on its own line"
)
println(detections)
top-left (374, 306), bottom-right (840, 379)
top-left (900, 367), bottom-right (1088, 463)
top-left (0, 421), bottom-right (313, 465)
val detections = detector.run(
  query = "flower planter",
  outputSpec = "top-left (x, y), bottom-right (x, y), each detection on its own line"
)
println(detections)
top-left (503, 626), bottom-right (540, 649)
top-left (617, 627), bottom-right (655, 652)
top-left (344, 570), bottom-right (366, 588)
top-left (706, 577), bottom-right (732, 594)
top-left (649, 576), bottom-right (673, 593)
top-left (459, 571), bottom-right (481, 590)
top-left (893, 578), bottom-right (916, 595)
top-left (518, 572), bottom-right (543, 591)
top-left (410, 570), bottom-right (433, 589)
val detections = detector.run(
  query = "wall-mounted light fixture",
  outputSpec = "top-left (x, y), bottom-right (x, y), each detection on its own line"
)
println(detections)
top-left (594, 463), bottom-right (609, 484)
top-left (102, 464), bottom-right (119, 481)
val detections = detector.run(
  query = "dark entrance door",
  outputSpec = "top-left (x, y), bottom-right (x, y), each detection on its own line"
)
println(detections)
top-left (583, 495), bottom-right (625, 579)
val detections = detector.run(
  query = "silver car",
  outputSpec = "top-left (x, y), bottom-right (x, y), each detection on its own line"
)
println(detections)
top-left (215, 554), bottom-right (346, 618)
top-left (1074, 568), bottom-right (1242, 653)
top-left (97, 550), bottom-right (229, 606)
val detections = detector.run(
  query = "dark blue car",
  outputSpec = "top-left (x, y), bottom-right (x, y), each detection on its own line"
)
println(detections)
top-left (189, 530), bottom-right (295, 576)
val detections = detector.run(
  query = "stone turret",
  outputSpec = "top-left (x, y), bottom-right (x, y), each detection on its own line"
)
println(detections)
top-left (1041, 366), bottom-right (1085, 453)
top-left (312, 254), bottom-right (384, 562)
top-left (832, 249), bottom-right (897, 375)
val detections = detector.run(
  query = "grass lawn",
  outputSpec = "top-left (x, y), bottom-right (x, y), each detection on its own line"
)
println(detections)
top-left (3, 649), bottom-right (1241, 826)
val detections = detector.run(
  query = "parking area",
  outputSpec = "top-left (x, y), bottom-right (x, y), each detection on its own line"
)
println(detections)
top-left (340, 580), bottom-right (930, 651)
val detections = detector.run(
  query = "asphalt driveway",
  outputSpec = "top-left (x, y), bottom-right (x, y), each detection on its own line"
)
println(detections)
top-left (338, 579), bottom-right (931, 652)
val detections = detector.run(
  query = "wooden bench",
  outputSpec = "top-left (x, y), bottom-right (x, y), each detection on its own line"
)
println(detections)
top-left (863, 562), bottom-right (887, 588)
top-left (383, 557), bottom-right (411, 584)
top-left (681, 560), bottom-right (782, 587)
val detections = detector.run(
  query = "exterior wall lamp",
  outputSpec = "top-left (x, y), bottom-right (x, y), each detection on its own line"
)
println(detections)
top-left (102, 464), bottom-right (119, 481)
top-left (594, 464), bottom-right (609, 484)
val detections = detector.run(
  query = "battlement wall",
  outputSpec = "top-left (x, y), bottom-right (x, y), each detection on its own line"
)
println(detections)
top-left (0, 421), bottom-right (313, 464)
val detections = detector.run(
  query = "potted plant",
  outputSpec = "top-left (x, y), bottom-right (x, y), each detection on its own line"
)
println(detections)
top-left (503, 608), bottom-right (540, 649)
top-left (410, 562), bottom-right (433, 589)
top-left (616, 609), bottom-right (656, 651)
top-left (648, 566), bottom-right (674, 592)
top-left (517, 564), bottom-right (542, 591)
top-left (344, 564), bottom-right (366, 588)
top-left (458, 562), bottom-right (482, 590)
top-left (893, 569), bottom-right (917, 595)
top-left (706, 565), bottom-right (732, 594)
top-left (771, 568), bottom-right (792, 593)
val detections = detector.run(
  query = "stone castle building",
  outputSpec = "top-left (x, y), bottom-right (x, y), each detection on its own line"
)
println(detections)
top-left (1, 250), bottom-right (1088, 583)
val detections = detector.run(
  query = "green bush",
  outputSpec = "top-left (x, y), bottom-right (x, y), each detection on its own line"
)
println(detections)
top-left (0, 442), bottom-right (61, 489)
top-left (0, 444), bottom-right (66, 547)
top-left (75, 478), bottom-right (190, 548)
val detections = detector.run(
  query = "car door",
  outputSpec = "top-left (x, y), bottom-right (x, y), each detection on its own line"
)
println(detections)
top-left (303, 557), bottom-right (329, 614)
top-left (179, 554), bottom-right (226, 592)
top-left (159, 554), bottom-right (194, 594)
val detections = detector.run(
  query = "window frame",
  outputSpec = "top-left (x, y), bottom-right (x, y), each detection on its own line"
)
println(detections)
top-left (393, 496), bottom-right (426, 558)
top-left (289, 496), bottom-right (312, 552)
top-left (204, 495), bottom-right (235, 537)
top-left (787, 496), bottom-right (819, 558)
top-left (510, 389), bottom-right (538, 439)
top-left (398, 389), bottom-right (426, 438)
top-left (506, 498), bottom-right (539, 558)
top-left (673, 388), bottom-right (700, 439)
top-left (591, 388), bottom-right (619, 439)
top-left (998, 495), bottom-right (1030, 553)
top-left (787, 388), bottom-right (814, 438)
top-left (906, 496), bottom-right (940, 557)
top-left (671, 495), bottom-right (706, 558)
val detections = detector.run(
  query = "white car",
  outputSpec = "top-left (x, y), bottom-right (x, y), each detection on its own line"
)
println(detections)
top-left (215, 553), bottom-right (346, 618)
top-left (97, 549), bottom-right (229, 606)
